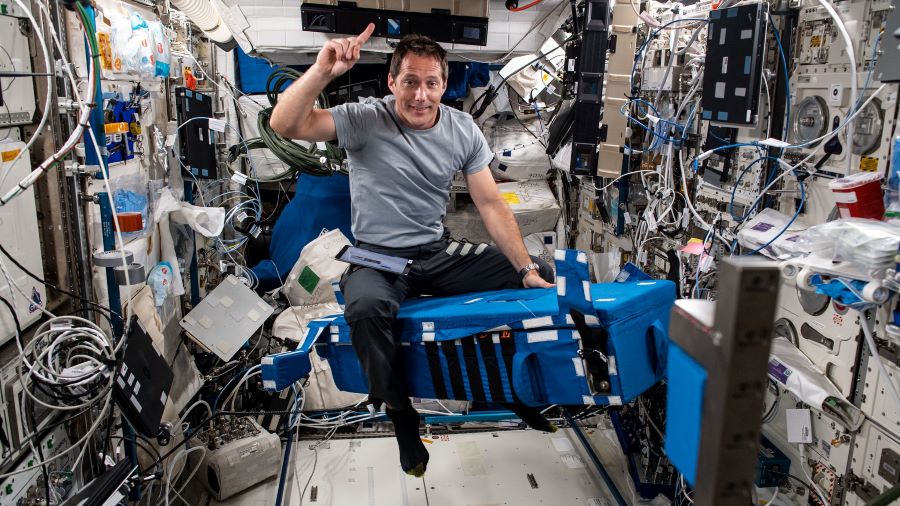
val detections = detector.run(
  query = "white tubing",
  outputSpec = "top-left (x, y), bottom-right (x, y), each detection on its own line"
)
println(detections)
top-left (816, 0), bottom-right (857, 173)
top-left (170, 0), bottom-right (234, 44)
top-left (795, 268), bottom-right (816, 291)
top-left (861, 281), bottom-right (888, 304)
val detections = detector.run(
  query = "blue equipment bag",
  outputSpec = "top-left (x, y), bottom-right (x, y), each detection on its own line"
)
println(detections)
top-left (262, 250), bottom-right (676, 406)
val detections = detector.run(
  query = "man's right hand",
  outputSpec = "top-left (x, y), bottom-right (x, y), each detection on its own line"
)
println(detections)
top-left (314, 23), bottom-right (376, 79)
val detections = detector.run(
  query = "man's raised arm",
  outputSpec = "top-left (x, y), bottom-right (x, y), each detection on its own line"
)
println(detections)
top-left (269, 23), bottom-right (375, 141)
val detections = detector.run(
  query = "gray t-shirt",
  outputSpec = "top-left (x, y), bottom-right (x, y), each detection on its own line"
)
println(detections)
top-left (331, 95), bottom-right (493, 247)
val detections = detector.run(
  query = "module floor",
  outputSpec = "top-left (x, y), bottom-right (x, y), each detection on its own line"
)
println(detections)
top-left (212, 425), bottom-right (671, 505)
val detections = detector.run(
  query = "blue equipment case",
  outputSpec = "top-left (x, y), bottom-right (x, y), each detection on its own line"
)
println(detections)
top-left (262, 250), bottom-right (675, 406)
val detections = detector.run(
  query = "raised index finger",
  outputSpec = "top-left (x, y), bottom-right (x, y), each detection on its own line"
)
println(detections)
top-left (356, 23), bottom-right (375, 44)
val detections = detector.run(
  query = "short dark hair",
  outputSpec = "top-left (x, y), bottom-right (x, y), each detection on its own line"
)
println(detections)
top-left (389, 34), bottom-right (448, 81)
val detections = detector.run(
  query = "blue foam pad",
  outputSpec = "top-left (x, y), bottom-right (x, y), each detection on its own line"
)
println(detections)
top-left (664, 342), bottom-right (707, 486)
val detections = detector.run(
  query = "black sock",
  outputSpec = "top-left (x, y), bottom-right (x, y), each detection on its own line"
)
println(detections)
top-left (501, 403), bottom-right (557, 432)
top-left (385, 402), bottom-right (430, 477)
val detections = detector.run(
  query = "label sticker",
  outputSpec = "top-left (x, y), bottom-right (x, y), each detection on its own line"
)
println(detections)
top-left (207, 118), bottom-right (226, 132)
top-left (561, 454), bottom-right (586, 469)
top-left (833, 191), bottom-right (858, 204)
top-left (859, 156), bottom-right (878, 172)
top-left (501, 192), bottom-right (521, 204)
top-left (644, 209), bottom-right (658, 232)
top-left (1, 149), bottom-right (20, 162)
top-left (239, 442), bottom-right (260, 458)
top-left (552, 438), bottom-right (574, 452)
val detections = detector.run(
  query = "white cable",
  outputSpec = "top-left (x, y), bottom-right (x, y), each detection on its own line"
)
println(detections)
top-left (762, 486), bottom-right (778, 506)
top-left (799, 444), bottom-right (829, 506)
top-left (815, 0), bottom-right (857, 174)
top-left (677, 148), bottom-right (731, 246)
top-left (227, 369), bottom-right (261, 412)
top-left (160, 445), bottom-right (206, 506)
top-left (170, 50), bottom-right (257, 115)
top-left (178, 400), bottom-right (213, 427)
top-left (790, 84), bottom-right (884, 159)
top-left (10, 0), bottom-right (132, 327)
top-left (16, 316), bottom-right (116, 411)
top-left (0, 255), bottom-right (55, 320)
top-left (652, 20), bottom-right (681, 109)
top-left (1, 0), bottom-right (53, 187)
top-left (679, 473), bottom-right (694, 504)
top-left (84, 82), bottom-right (134, 323)
top-left (595, 170), bottom-right (659, 192)
top-left (859, 310), bottom-right (900, 410)
top-left (0, 394), bottom-right (111, 480)
top-left (16, 3), bottom-right (131, 322)
top-left (0, 0), bottom-right (95, 207)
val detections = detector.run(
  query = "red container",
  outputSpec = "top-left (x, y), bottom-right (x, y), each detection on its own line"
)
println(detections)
top-left (114, 211), bottom-right (144, 232)
top-left (828, 172), bottom-right (885, 220)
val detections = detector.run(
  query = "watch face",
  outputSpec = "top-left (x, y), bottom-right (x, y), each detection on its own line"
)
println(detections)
top-left (520, 263), bottom-right (538, 278)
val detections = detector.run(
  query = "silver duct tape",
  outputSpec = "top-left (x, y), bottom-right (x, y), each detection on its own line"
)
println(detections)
top-left (113, 263), bottom-right (145, 286)
top-left (93, 250), bottom-right (135, 267)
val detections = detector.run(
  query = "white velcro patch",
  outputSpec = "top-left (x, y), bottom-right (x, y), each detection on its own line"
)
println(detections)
top-left (526, 330), bottom-right (558, 343)
top-left (522, 316), bottom-right (554, 329)
top-left (554, 250), bottom-right (566, 261)
top-left (608, 356), bottom-right (617, 375)
top-left (608, 396), bottom-right (622, 406)
top-left (261, 356), bottom-right (274, 365)
top-left (582, 395), bottom-right (596, 405)
top-left (557, 276), bottom-right (566, 296)
top-left (263, 380), bottom-right (276, 390)
top-left (576, 251), bottom-right (587, 264)
top-left (423, 332), bottom-right (435, 342)
top-left (582, 280), bottom-right (591, 302)
top-left (573, 358), bottom-right (585, 377)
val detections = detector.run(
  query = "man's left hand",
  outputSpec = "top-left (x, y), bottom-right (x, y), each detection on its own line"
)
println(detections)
top-left (523, 270), bottom-right (555, 288)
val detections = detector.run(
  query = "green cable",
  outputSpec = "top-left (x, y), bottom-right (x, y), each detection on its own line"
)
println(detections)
top-left (866, 482), bottom-right (900, 506)
top-left (228, 68), bottom-right (347, 180)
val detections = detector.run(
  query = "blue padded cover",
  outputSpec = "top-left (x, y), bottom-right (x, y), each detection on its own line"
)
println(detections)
top-left (251, 173), bottom-right (353, 291)
top-left (261, 316), bottom-right (336, 391)
top-left (261, 250), bottom-right (677, 408)
top-left (509, 329), bottom-right (594, 406)
top-left (395, 288), bottom-right (560, 342)
top-left (664, 342), bottom-right (706, 487)
top-left (443, 62), bottom-right (490, 101)
top-left (591, 280), bottom-right (676, 401)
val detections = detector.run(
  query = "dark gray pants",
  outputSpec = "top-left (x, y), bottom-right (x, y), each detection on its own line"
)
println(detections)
top-left (340, 234), bottom-right (554, 409)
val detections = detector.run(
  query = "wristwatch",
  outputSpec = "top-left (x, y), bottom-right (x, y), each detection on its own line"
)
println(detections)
top-left (518, 262), bottom-right (540, 280)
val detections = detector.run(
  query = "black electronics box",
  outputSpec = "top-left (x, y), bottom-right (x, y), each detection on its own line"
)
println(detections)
top-left (113, 317), bottom-right (174, 437)
top-left (301, 3), bottom-right (488, 46)
top-left (174, 87), bottom-right (218, 179)
top-left (700, 3), bottom-right (768, 126)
